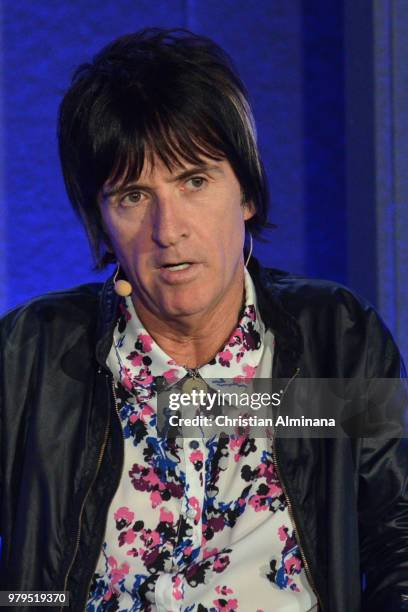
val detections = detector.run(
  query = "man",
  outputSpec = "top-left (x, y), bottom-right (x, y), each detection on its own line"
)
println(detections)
top-left (0, 28), bottom-right (407, 612)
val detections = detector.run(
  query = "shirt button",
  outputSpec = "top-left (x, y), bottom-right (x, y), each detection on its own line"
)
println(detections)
top-left (189, 440), bottom-right (199, 449)
top-left (186, 507), bottom-right (196, 519)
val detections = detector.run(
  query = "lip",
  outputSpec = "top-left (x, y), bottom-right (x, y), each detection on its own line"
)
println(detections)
top-left (157, 262), bottom-right (201, 284)
top-left (156, 259), bottom-right (198, 268)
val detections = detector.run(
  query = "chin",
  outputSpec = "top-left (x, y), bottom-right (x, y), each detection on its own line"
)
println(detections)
top-left (160, 293), bottom-right (213, 319)
top-left (162, 302), bottom-right (208, 319)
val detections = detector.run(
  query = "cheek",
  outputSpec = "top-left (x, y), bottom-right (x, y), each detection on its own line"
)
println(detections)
top-left (222, 208), bottom-right (246, 243)
top-left (207, 223), bottom-right (245, 268)
top-left (102, 214), bottom-right (144, 258)
top-left (205, 201), bottom-right (246, 237)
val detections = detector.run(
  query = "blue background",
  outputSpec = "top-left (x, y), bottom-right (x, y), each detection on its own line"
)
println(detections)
top-left (0, 0), bottom-right (407, 360)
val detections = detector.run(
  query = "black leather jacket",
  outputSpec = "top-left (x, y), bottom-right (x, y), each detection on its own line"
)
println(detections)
top-left (1, 260), bottom-right (407, 612)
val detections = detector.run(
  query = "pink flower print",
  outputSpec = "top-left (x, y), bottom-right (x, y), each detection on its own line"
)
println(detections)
top-left (218, 349), bottom-right (233, 367)
top-left (229, 430), bottom-right (249, 460)
top-left (129, 464), bottom-right (163, 498)
top-left (136, 368), bottom-right (154, 387)
top-left (229, 433), bottom-right (245, 450)
top-left (137, 333), bottom-right (153, 353)
top-left (258, 461), bottom-right (280, 489)
top-left (111, 563), bottom-right (129, 586)
top-left (107, 556), bottom-right (129, 586)
top-left (235, 350), bottom-right (245, 364)
top-left (141, 528), bottom-right (161, 547)
top-left (160, 507), bottom-right (174, 523)
top-left (248, 495), bottom-right (268, 512)
top-left (215, 585), bottom-right (233, 595)
top-left (150, 490), bottom-right (162, 508)
top-left (128, 404), bottom-right (153, 425)
top-left (120, 367), bottom-right (133, 391)
top-left (124, 529), bottom-right (136, 545)
top-left (144, 373), bottom-right (154, 385)
top-left (114, 507), bottom-right (134, 528)
top-left (103, 586), bottom-right (119, 601)
top-left (257, 462), bottom-right (268, 478)
top-left (188, 496), bottom-right (202, 523)
top-left (227, 327), bottom-right (243, 347)
top-left (213, 554), bottom-right (230, 573)
top-left (249, 481), bottom-right (282, 512)
top-left (269, 483), bottom-right (282, 496)
top-left (163, 368), bottom-right (179, 384)
top-left (203, 548), bottom-right (218, 560)
top-left (213, 598), bottom-right (238, 611)
top-left (278, 526), bottom-right (288, 542)
top-left (130, 353), bottom-right (143, 366)
top-left (233, 364), bottom-right (256, 385)
top-left (243, 364), bottom-right (256, 380)
top-left (145, 469), bottom-right (161, 487)
top-left (150, 530), bottom-right (161, 546)
top-left (189, 450), bottom-right (203, 464)
top-left (172, 574), bottom-right (184, 601)
top-left (140, 404), bottom-right (154, 421)
top-left (285, 554), bottom-right (302, 575)
top-left (203, 547), bottom-right (219, 559)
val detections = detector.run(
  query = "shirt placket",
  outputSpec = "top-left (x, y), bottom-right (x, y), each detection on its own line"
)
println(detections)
top-left (154, 437), bottom-right (205, 612)
top-left (181, 436), bottom-right (205, 549)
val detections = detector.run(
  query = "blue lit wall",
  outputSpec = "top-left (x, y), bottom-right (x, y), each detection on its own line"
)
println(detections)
top-left (1, 0), bottom-right (407, 360)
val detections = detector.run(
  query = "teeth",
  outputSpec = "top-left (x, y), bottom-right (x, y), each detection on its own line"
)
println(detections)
top-left (166, 263), bottom-right (190, 271)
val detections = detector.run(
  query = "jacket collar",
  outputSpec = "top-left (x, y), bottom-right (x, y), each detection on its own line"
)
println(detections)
top-left (247, 258), bottom-right (303, 376)
top-left (95, 258), bottom-right (303, 377)
top-left (95, 270), bottom-right (121, 369)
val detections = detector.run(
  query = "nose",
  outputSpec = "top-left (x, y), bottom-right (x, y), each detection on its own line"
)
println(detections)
top-left (151, 191), bottom-right (189, 247)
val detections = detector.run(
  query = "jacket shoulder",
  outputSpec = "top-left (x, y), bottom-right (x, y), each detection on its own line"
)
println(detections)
top-left (0, 283), bottom-right (103, 348)
top-left (261, 267), bottom-right (372, 316)
top-left (262, 268), bottom-right (404, 377)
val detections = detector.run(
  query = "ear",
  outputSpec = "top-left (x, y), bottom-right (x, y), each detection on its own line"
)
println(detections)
top-left (243, 200), bottom-right (256, 221)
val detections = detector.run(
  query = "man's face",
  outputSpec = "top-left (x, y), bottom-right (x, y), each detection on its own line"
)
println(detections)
top-left (99, 155), bottom-right (254, 322)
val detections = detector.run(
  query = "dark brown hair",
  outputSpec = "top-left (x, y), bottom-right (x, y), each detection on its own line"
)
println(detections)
top-left (58, 28), bottom-right (271, 267)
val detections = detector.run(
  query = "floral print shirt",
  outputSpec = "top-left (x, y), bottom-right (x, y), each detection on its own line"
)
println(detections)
top-left (86, 269), bottom-right (317, 611)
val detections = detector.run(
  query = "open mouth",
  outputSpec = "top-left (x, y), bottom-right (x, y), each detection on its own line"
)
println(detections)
top-left (161, 262), bottom-right (192, 271)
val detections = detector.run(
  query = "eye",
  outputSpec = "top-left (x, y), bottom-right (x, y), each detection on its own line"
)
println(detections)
top-left (120, 190), bottom-right (145, 207)
top-left (185, 176), bottom-right (207, 190)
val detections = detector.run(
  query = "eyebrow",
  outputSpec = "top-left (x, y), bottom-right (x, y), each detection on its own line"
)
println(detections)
top-left (102, 164), bottom-right (224, 197)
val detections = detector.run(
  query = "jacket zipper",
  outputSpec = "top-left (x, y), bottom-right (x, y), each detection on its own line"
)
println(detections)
top-left (271, 367), bottom-right (325, 612)
top-left (60, 370), bottom-right (111, 611)
top-left (80, 374), bottom-right (125, 611)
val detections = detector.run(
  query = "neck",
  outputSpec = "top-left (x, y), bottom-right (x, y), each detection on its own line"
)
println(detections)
top-left (132, 271), bottom-right (246, 369)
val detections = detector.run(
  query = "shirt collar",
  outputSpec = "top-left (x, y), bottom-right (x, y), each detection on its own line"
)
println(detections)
top-left (110, 267), bottom-right (265, 391)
